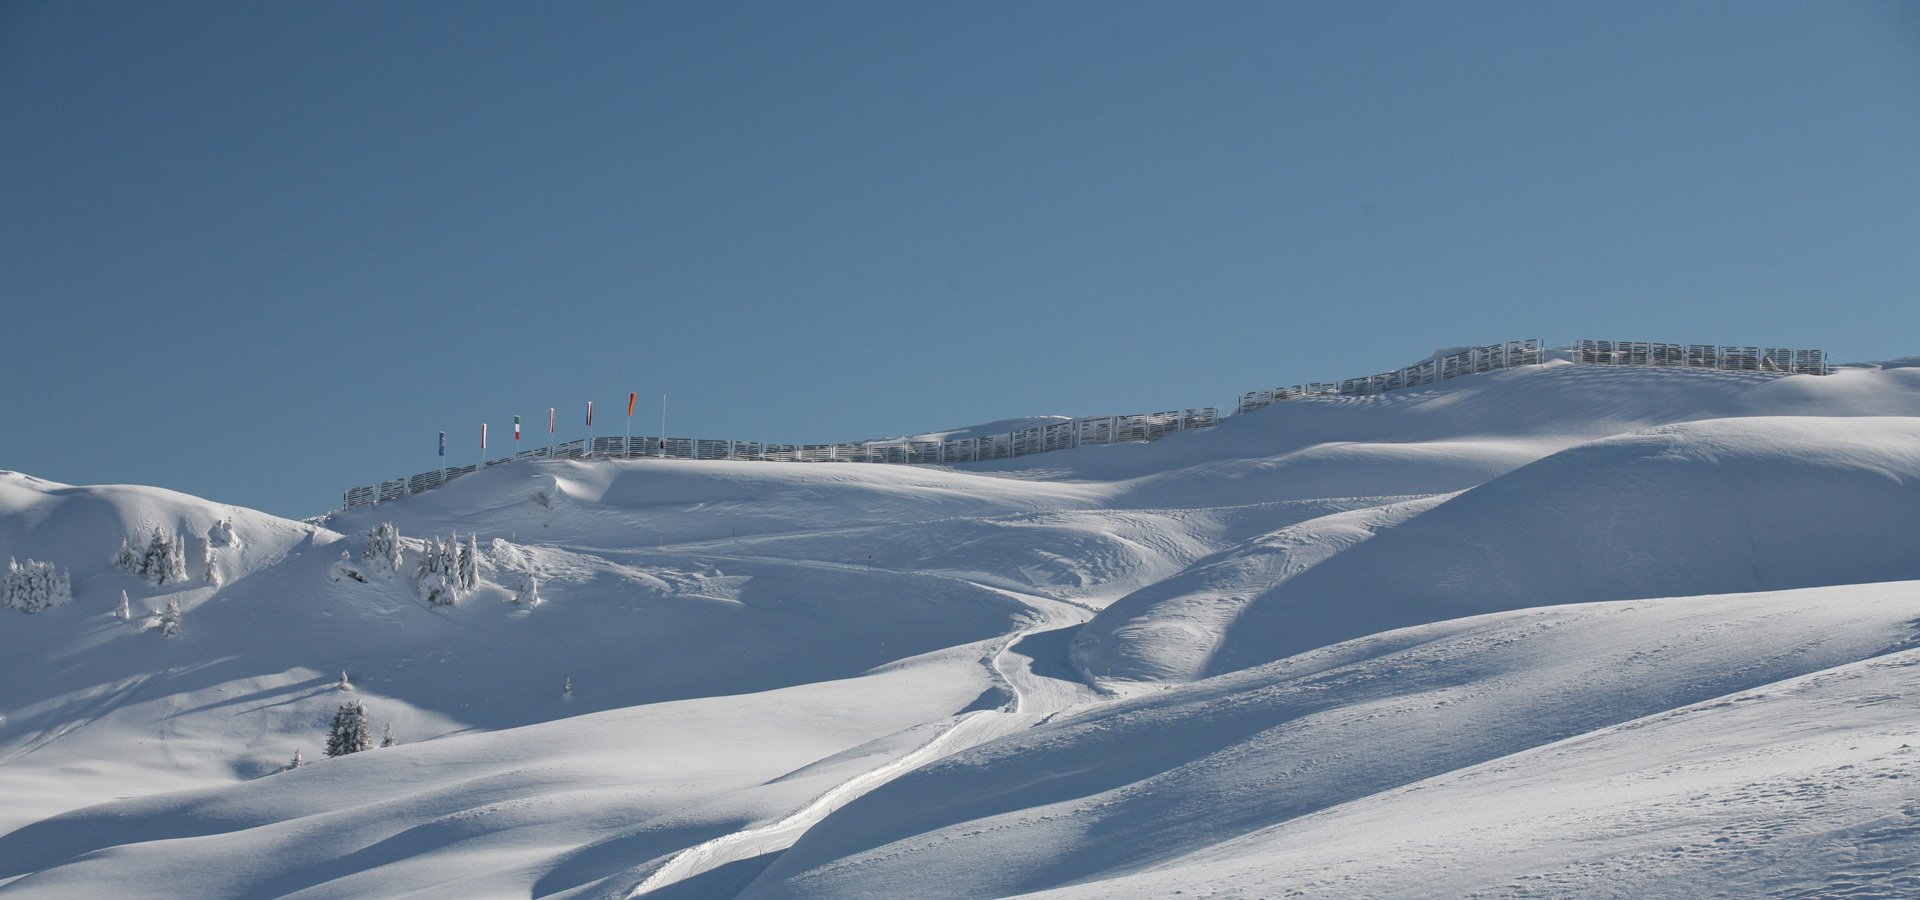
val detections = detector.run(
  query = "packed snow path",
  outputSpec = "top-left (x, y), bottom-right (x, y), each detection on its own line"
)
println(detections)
top-left (624, 582), bottom-right (1099, 898)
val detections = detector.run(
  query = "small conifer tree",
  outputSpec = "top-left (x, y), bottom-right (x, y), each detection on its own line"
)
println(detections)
top-left (139, 531), bottom-right (164, 580)
top-left (135, 528), bottom-right (189, 585)
top-left (515, 573), bottom-right (541, 608)
top-left (202, 537), bottom-right (221, 586)
top-left (459, 533), bottom-right (480, 590)
top-left (325, 699), bottom-right (373, 757)
top-left (115, 590), bottom-right (131, 621)
top-left (113, 538), bottom-right (140, 574)
top-left (381, 722), bottom-right (397, 748)
top-left (414, 534), bottom-right (463, 606)
top-left (285, 749), bottom-right (303, 770)
top-left (158, 598), bottom-right (182, 636)
top-left (170, 530), bottom-right (189, 583)
top-left (363, 523), bottom-right (403, 574)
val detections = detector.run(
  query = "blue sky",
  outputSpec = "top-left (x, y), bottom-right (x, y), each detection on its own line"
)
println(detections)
top-left (3, 1), bottom-right (1917, 517)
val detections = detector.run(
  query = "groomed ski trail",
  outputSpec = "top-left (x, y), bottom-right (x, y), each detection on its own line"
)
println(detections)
top-left (624, 584), bottom-right (1099, 898)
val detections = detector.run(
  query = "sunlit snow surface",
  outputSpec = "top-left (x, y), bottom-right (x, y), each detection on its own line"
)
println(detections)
top-left (5, 359), bottom-right (1920, 897)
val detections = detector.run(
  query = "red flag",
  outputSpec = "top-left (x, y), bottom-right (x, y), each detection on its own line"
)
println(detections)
top-left (586, 401), bottom-right (594, 427)
top-left (628, 392), bottom-right (637, 417)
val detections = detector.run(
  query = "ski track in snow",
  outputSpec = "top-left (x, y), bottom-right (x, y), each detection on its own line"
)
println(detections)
top-left (624, 582), bottom-right (1099, 898)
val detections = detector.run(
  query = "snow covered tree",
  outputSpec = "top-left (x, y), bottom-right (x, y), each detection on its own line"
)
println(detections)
top-left (362, 523), bottom-right (402, 574)
top-left (514, 573), bottom-right (541, 608)
top-left (157, 598), bottom-right (182, 637)
top-left (417, 568), bottom-right (457, 608)
top-left (381, 722), bottom-right (396, 748)
top-left (115, 590), bottom-right (131, 621)
top-left (458, 532), bottom-right (480, 590)
top-left (210, 516), bottom-right (241, 549)
top-left (336, 670), bottom-right (352, 691)
top-left (414, 533), bottom-right (463, 607)
top-left (284, 749), bottom-right (303, 770)
top-left (563, 676), bottom-right (572, 699)
top-left (201, 537), bottom-right (221, 586)
top-left (113, 538), bottom-right (140, 574)
top-left (325, 699), bottom-right (373, 757)
top-left (125, 527), bottom-right (188, 585)
top-left (5, 557), bottom-right (71, 613)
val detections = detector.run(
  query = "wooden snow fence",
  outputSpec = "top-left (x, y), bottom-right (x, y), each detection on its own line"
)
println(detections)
top-left (1237, 338), bottom-right (1545, 416)
top-left (342, 405), bottom-right (1220, 511)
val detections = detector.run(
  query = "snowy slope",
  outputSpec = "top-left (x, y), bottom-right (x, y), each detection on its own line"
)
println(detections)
top-left (1029, 644), bottom-right (1920, 899)
top-left (742, 583), bottom-right (1920, 899)
top-left (5, 357), bottom-right (1920, 897)
top-left (0, 470), bottom-right (331, 589)
top-left (1076, 415), bottom-right (1920, 685)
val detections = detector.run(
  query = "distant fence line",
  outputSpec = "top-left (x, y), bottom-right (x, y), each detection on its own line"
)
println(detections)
top-left (343, 407), bottom-right (1219, 511)
top-left (1572, 340), bottom-right (1828, 374)
top-left (343, 336), bottom-right (1835, 513)
top-left (1234, 337), bottom-right (1831, 418)
top-left (1238, 338), bottom-right (1546, 416)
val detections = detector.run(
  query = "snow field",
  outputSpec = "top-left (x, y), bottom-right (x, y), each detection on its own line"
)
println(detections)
top-left (5, 359), bottom-right (1920, 896)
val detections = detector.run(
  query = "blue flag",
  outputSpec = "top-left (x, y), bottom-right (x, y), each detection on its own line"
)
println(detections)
top-left (438, 432), bottom-right (446, 457)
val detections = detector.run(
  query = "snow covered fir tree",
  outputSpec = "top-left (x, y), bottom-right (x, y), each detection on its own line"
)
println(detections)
top-left (361, 522), bottom-right (402, 574)
top-left (115, 527), bottom-right (189, 585)
top-left (155, 598), bottom-right (181, 637)
top-left (413, 532), bottom-right (479, 607)
top-left (4, 557), bottom-right (71, 613)
top-left (200, 535), bottom-right (220, 586)
top-left (325, 700), bottom-right (373, 757)
top-left (209, 515), bottom-right (241, 549)
top-left (514, 572), bottom-right (541, 608)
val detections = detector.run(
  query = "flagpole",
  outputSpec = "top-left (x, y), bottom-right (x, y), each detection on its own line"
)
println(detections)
top-left (660, 393), bottom-right (667, 459)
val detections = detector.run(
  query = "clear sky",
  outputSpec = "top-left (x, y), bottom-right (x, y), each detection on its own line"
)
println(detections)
top-left (3, 1), bottom-right (1917, 518)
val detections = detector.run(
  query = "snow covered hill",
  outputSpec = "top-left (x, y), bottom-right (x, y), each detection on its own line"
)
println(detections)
top-left (4, 356), bottom-right (1920, 897)
top-left (749, 583), bottom-right (1920, 899)
top-left (1074, 415), bottom-right (1920, 685)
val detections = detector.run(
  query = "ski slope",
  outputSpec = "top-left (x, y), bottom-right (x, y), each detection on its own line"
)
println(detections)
top-left (5, 357), bottom-right (1920, 897)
